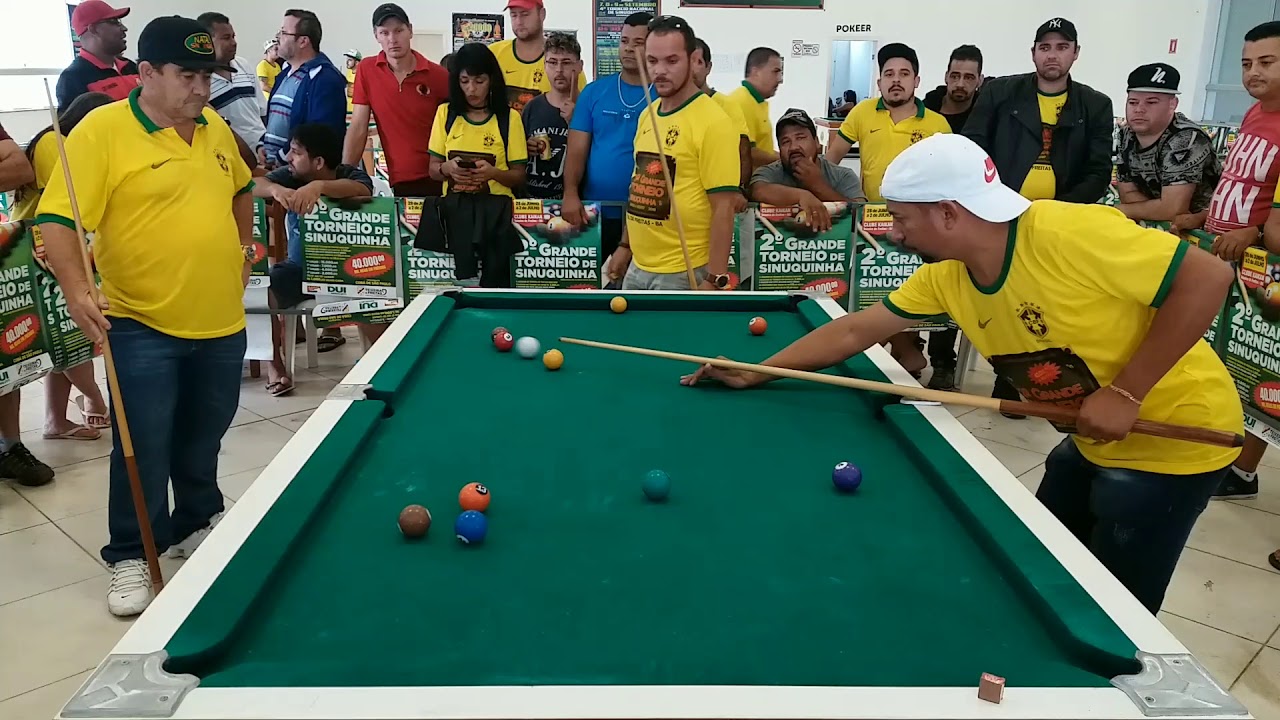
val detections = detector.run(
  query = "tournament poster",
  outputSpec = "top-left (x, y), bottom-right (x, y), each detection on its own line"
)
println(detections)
top-left (311, 297), bottom-right (404, 329)
top-left (398, 197), bottom-right (459, 298)
top-left (593, 0), bottom-right (658, 77)
top-left (511, 199), bottom-right (604, 289)
top-left (0, 222), bottom-right (54, 394)
top-left (247, 198), bottom-right (270, 288)
top-left (1223, 245), bottom-right (1280, 436)
top-left (299, 197), bottom-right (400, 299)
top-left (1185, 229), bottom-right (1228, 351)
top-left (29, 224), bottom-right (96, 372)
top-left (453, 13), bottom-right (504, 51)
top-left (853, 204), bottom-right (950, 331)
top-left (751, 204), bottom-right (852, 300)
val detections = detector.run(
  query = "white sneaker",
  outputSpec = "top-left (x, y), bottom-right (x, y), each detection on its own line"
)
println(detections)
top-left (167, 511), bottom-right (224, 559)
top-left (107, 559), bottom-right (153, 617)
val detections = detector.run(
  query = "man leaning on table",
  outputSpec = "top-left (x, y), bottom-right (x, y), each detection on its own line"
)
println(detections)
top-left (750, 108), bottom-right (866, 228)
top-left (682, 133), bottom-right (1242, 615)
top-left (36, 16), bottom-right (255, 617)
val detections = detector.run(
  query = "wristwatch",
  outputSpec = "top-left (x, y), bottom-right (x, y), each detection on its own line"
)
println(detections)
top-left (706, 272), bottom-right (732, 290)
top-left (242, 244), bottom-right (258, 263)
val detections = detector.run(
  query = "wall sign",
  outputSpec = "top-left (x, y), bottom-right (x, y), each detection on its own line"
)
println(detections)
top-left (835, 24), bottom-right (873, 33)
top-left (790, 40), bottom-right (820, 57)
top-left (594, 0), bottom-right (660, 77)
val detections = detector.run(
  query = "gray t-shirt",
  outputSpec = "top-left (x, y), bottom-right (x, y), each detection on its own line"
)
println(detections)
top-left (749, 157), bottom-right (864, 200)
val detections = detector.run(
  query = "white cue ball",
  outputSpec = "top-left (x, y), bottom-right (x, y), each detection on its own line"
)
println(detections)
top-left (516, 336), bottom-right (541, 359)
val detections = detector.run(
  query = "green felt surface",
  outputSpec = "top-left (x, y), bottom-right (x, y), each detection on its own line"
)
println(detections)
top-left (165, 292), bottom-right (1138, 689)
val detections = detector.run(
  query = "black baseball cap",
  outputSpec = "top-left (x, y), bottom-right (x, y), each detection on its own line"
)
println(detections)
top-left (137, 16), bottom-right (229, 71)
top-left (776, 108), bottom-right (817, 139)
top-left (1035, 17), bottom-right (1078, 43)
top-left (1128, 63), bottom-right (1180, 94)
top-left (373, 3), bottom-right (410, 27)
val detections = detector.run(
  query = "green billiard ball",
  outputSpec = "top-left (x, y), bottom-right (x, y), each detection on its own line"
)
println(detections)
top-left (642, 469), bottom-right (671, 502)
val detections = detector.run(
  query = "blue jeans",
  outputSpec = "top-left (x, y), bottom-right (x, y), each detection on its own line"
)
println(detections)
top-left (1036, 438), bottom-right (1228, 614)
top-left (101, 318), bottom-right (246, 564)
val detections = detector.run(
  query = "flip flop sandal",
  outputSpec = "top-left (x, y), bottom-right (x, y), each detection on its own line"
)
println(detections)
top-left (316, 335), bottom-right (346, 353)
top-left (42, 424), bottom-right (101, 441)
top-left (266, 380), bottom-right (295, 398)
top-left (75, 396), bottom-right (112, 430)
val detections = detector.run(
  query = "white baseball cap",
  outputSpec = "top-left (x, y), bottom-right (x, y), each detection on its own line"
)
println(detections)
top-left (880, 134), bottom-right (1031, 223)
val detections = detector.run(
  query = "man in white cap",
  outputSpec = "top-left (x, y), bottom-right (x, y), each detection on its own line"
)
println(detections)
top-left (681, 132), bottom-right (1243, 615)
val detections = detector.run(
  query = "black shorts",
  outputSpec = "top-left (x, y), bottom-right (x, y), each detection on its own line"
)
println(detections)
top-left (601, 216), bottom-right (623, 259)
top-left (269, 261), bottom-right (311, 309)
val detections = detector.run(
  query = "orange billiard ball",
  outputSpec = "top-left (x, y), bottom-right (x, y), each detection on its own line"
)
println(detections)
top-left (749, 316), bottom-right (767, 335)
top-left (543, 348), bottom-right (564, 370)
top-left (459, 482), bottom-right (491, 512)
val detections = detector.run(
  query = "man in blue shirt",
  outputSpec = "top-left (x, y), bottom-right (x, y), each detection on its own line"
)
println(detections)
top-left (561, 11), bottom-right (652, 280)
top-left (264, 9), bottom-right (347, 168)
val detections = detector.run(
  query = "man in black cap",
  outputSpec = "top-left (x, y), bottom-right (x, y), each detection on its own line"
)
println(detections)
top-left (963, 17), bottom-right (1113, 416)
top-left (35, 15), bottom-right (255, 617)
top-left (1115, 63), bottom-right (1221, 223)
top-left (750, 108), bottom-right (865, 230)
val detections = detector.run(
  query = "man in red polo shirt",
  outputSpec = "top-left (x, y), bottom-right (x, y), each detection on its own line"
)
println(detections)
top-left (342, 3), bottom-right (449, 197)
top-left (56, 0), bottom-right (140, 111)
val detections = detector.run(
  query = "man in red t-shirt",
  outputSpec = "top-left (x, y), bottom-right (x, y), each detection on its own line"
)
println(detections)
top-left (341, 3), bottom-right (449, 197)
top-left (1175, 20), bottom-right (1280, 501)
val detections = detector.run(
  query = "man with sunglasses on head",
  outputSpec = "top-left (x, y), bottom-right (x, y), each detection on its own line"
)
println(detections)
top-left (619, 15), bottom-right (739, 291)
top-left (57, 0), bottom-right (140, 111)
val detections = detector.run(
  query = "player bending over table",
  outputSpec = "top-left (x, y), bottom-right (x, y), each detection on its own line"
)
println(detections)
top-left (683, 133), bottom-right (1243, 615)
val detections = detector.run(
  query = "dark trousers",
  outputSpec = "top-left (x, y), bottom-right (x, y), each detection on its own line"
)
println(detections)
top-left (1035, 438), bottom-right (1227, 614)
top-left (101, 318), bottom-right (246, 564)
top-left (928, 327), bottom-right (958, 371)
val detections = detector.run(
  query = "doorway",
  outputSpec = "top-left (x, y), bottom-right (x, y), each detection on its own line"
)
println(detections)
top-left (827, 40), bottom-right (876, 117)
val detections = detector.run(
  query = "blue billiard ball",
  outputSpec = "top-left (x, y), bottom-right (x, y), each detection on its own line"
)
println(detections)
top-left (455, 510), bottom-right (488, 544)
top-left (832, 462), bottom-right (862, 492)
top-left (642, 469), bottom-right (671, 502)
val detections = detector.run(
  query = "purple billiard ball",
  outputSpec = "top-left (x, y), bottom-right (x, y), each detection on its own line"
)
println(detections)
top-left (832, 462), bottom-right (862, 492)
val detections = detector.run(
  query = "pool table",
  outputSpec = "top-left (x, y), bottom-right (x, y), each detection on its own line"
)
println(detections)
top-left (59, 290), bottom-right (1249, 720)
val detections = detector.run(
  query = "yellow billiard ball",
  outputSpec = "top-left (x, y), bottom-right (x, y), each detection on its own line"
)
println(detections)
top-left (543, 348), bottom-right (564, 371)
top-left (610, 296), bottom-right (628, 313)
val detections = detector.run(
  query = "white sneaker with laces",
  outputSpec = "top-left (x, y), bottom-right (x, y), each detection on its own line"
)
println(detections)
top-left (108, 558), bottom-right (153, 617)
top-left (167, 511), bottom-right (224, 559)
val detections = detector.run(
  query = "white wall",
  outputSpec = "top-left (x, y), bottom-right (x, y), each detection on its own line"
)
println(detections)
top-left (88, 0), bottom-right (1222, 131)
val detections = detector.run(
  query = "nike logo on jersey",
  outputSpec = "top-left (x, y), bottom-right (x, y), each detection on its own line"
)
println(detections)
top-left (978, 318), bottom-right (992, 329)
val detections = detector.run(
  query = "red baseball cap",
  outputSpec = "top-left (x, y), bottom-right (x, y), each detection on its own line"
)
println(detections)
top-left (72, 0), bottom-right (130, 36)
top-left (505, 0), bottom-right (544, 10)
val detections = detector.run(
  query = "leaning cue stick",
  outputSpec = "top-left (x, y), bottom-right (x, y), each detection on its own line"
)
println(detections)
top-left (42, 81), bottom-right (164, 592)
top-left (856, 222), bottom-right (885, 254)
top-left (635, 60), bottom-right (699, 290)
top-left (559, 336), bottom-right (1246, 449)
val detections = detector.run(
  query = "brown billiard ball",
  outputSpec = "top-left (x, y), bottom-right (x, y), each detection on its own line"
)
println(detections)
top-left (398, 505), bottom-right (431, 539)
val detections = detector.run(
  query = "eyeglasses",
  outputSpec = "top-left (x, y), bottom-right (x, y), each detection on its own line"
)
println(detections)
top-left (276, 30), bottom-right (301, 38)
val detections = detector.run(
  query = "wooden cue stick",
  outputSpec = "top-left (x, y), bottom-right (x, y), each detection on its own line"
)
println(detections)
top-left (856, 222), bottom-right (885, 254)
top-left (635, 60), bottom-right (699, 290)
top-left (558, 336), bottom-right (1246, 449)
top-left (512, 221), bottom-right (536, 248)
top-left (757, 212), bottom-right (782, 238)
top-left (1236, 267), bottom-right (1252, 316)
top-left (42, 80), bottom-right (165, 591)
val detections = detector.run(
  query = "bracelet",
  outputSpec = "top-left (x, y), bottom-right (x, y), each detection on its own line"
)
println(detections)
top-left (1107, 384), bottom-right (1143, 406)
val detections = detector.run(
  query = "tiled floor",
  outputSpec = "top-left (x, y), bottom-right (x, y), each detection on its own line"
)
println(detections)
top-left (1, 336), bottom-right (1278, 718)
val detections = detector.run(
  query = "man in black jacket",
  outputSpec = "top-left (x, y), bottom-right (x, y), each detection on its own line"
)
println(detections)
top-left (962, 17), bottom-right (1113, 415)
top-left (964, 18), bottom-right (1113, 205)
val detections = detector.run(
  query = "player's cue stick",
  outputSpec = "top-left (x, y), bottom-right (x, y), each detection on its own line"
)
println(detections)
top-left (512, 221), bottom-right (537, 247)
top-left (635, 60), bottom-right (699, 290)
top-left (856, 223), bottom-right (886, 254)
top-left (559, 336), bottom-right (1246, 449)
top-left (42, 81), bottom-right (164, 592)
top-left (757, 212), bottom-right (782, 238)
top-left (1236, 266), bottom-right (1252, 317)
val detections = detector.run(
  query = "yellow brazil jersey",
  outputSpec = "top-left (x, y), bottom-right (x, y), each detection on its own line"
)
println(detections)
top-left (427, 105), bottom-right (528, 198)
top-left (345, 67), bottom-right (356, 113)
top-left (836, 97), bottom-right (951, 201)
top-left (35, 88), bottom-right (253, 340)
top-left (256, 59), bottom-right (279, 101)
top-left (709, 88), bottom-right (750, 141)
top-left (11, 132), bottom-right (58, 221)
top-left (884, 201), bottom-right (1242, 475)
top-left (489, 39), bottom-right (587, 113)
top-left (724, 81), bottom-right (773, 153)
top-left (1019, 91), bottom-right (1067, 200)
top-left (626, 92), bottom-right (740, 274)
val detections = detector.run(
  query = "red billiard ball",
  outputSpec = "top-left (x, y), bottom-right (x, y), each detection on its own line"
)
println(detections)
top-left (492, 326), bottom-right (508, 339)
top-left (749, 317), bottom-right (767, 335)
top-left (494, 332), bottom-right (514, 352)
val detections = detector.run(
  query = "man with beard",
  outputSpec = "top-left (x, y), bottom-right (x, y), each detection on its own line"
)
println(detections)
top-left (1114, 63), bottom-right (1220, 223)
top-left (749, 108), bottom-right (865, 229)
top-left (681, 133), bottom-right (1243, 617)
top-left (522, 32), bottom-right (581, 199)
top-left (725, 47), bottom-right (784, 168)
top-left (923, 45), bottom-right (983, 134)
top-left (263, 9), bottom-right (346, 169)
top-left (490, 0), bottom-right (585, 113)
top-left (57, 0), bottom-right (140, 111)
top-left (342, 3), bottom-right (449, 198)
top-left (693, 38), bottom-right (750, 210)
top-left (620, 15), bottom-right (738, 291)
top-left (962, 18), bottom-right (1112, 416)
top-left (563, 12), bottom-right (651, 279)
top-left (825, 43), bottom-right (950, 377)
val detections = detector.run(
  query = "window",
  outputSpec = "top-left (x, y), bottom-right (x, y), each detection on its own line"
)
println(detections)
top-left (1203, 0), bottom-right (1280, 124)
top-left (0, 0), bottom-right (75, 112)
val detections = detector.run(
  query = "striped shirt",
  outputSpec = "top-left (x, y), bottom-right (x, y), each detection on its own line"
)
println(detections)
top-left (264, 69), bottom-right (305, 165)
top-left (210, 57), bottom-right (266, 151)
